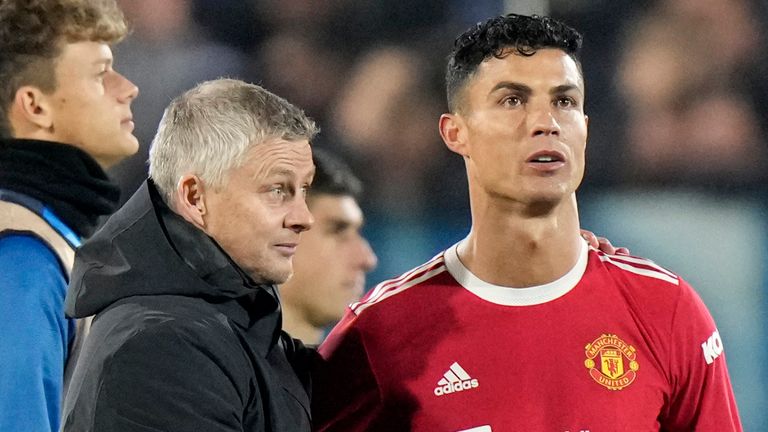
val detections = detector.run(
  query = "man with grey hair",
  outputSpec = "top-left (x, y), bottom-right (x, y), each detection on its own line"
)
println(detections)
top-left (61, 79), bottom-right (318, 431)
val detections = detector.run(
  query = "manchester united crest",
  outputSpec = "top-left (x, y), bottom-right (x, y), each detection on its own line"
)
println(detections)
top-left (584, 334), bottom-right (639, 390)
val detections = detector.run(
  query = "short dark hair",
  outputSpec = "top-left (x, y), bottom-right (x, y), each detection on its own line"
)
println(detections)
top-left (446, 13), bottom-right (583, 112)
top-left (310, 148), bottom-right (362, 201)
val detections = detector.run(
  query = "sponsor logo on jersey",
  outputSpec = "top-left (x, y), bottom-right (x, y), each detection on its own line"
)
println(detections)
top-left (701, 329), bottom-right (724, 365)
top-left (584, 334), bottom-right (639, 390)
top-left (433, 362), bottom-right (479, 396)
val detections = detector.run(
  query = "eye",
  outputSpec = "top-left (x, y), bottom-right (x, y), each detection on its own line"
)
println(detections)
top-left (501, 95), bottom-right (523, 108)
top-left (555, 96), bottom-right (577, 108)
top-left (270, 186), bottom-right (286, 198)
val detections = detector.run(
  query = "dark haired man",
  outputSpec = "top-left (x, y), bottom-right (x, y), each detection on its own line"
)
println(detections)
top-left (279, 149), bottom-right (378, 344)
top-left (312, 14), bottom-right (741, 431)
top-left (0, 1), bottom-right (137, 430)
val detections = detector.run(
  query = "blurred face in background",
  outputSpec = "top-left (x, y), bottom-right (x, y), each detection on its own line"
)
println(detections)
top-left (279, 193), bottom-right (377, 327)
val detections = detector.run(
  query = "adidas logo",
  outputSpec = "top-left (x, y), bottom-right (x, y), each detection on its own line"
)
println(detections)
top-left (433, 362), bottom-right (479, 396)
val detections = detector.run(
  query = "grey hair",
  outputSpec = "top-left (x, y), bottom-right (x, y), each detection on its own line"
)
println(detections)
top-left (148, 78), bottom-right (319, 204)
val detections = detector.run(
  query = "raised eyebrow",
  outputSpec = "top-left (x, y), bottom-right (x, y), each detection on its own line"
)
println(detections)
top-left (489, 81), bottom-right (532, 96)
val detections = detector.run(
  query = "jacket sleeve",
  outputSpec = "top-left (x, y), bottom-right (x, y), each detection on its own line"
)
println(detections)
top-left (87, 322), bottom-right (249, 432)
top-left (0, 235), bottom-right (71, 432)
top-left (312, 310), bottom-right (383, 432)
top-left (661, 278), bottom-right (743, 431)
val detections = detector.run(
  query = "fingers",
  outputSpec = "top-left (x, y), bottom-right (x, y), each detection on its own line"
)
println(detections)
top-left (580, 229), bottom-right (599, 248)
top-left (596, 237), bottom-right (618, 255)
top-left (580, 229), bottom-right (631, 255)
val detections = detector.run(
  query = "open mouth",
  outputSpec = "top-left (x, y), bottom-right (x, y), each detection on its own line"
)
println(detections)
top-left (527, 151), bottom-right (565, 164)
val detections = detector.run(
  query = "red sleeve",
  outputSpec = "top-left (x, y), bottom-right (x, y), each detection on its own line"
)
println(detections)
top-left (661, 278), bottom-right (742, 431)
top-left (312, 309), bottom-right (383, 431)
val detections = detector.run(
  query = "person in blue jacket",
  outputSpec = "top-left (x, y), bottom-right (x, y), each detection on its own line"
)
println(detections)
top-left (0, 1), bottom-right (138, 430)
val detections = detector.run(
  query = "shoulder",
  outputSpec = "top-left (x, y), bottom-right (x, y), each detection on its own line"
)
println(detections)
top-left (588, 249), bottom-right (711, 325)
top-left (97, 307), bottom-right (247, 384)
top-left (589, 249), bottom-right (690, 305)
top-left (0, 232), bottom-right (62, 267)
top-left (102, 297), bottom-right (237, 350)
top-left (349, 252), bottom-right (450, 317)
top-left (591, 249), bottom-right (681, 288)
top-left (0, 233), bottom-right (66, 293)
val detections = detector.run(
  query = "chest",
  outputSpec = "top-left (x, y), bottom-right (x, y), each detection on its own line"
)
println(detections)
top-left (367, 289), bottom-right (671, 431)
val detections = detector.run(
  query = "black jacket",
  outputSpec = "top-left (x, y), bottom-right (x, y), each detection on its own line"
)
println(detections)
top-left (61, 180), bottom-right (314, 431)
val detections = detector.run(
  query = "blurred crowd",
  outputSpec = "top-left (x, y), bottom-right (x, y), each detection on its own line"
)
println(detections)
top-left (106, 1), bottom-right (767, 429)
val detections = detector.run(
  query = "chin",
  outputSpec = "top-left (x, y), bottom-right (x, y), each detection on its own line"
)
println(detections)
top-left (270, 267), bottom-right (294, 285)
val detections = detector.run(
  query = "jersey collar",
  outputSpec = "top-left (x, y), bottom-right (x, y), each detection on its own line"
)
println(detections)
top-left (443, 238), bottom-right (588, 306)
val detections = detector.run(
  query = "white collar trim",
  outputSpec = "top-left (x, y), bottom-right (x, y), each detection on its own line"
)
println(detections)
top-left (443, 238), bottom-right (588, 306)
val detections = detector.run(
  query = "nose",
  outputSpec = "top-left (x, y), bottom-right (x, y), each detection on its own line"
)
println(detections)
top-left (529, 105), bottom-right (561, 138)
top-left (114, 71), bottom-right (139, 103)
top-left (286, 196), bottom-right (314, 234)
top-left (356, 237), bottom-right (378, 272)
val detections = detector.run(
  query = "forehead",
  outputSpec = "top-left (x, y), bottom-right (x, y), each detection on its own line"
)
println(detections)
top-left (243, 138), bottom-right (314, 179)
top-left (467, 48), bottom-right (583, 95)
top-left (57, 41), bottom-right (113, 66)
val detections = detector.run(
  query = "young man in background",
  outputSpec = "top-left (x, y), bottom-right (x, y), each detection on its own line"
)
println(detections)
top-left (0, 1), bottom-right (137, 430)
top-left (279, 149), bottom-right (377, 345)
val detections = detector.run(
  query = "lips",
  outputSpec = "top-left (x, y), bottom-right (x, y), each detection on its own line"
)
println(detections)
top-left (526, 150), bottom-right (565, 163)
top-left (274, 243), bottom-right (298, 256)
top-left (525, 150), bottom-right (566, 172)
top-left (121, 116), bottom-right (135, 131)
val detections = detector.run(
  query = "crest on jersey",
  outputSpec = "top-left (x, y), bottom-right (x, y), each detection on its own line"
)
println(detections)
top-left (584, 334), bottom-right (639, 390)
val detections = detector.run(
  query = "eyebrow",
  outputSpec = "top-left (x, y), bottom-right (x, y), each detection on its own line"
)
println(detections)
top-left (489, 81), bottom-right (532, 96)
top-left (93, 58), bottom-right (113, 67)
top-left (261, 167), bottom-right (316, 182)
top-left (489, 81), bottom-right (583, 97)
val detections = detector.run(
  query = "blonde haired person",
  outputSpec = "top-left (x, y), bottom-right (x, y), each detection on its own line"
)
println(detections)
top-left (0, 1), bottom-right (137, 430)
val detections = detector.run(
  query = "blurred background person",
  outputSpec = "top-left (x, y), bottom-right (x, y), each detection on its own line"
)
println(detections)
top-left (615, 0), bottom-right (768, 188)
top-left (279, 150), bottom-right (378, 345)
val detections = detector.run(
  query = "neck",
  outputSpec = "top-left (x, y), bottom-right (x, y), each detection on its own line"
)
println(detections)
top-left (280, 304), bottom-right (324, 345)
top-left (0, 138), bottom-right (120, 237)
top-left (459, 192), bottom-right (582, 287)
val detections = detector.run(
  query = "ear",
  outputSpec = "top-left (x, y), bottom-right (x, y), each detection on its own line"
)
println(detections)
top-left (439, 113), bottom-right (469, 157)
top-left (174, 174), bottom-right (207, 228)
top-left (584, 114), bottom-right (589, 141)
top-left (12, 86), bottom-right (55, 131)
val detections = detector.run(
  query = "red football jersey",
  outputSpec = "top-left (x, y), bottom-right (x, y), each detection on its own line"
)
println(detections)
top-left (313, 240), bottom-right (742, 431)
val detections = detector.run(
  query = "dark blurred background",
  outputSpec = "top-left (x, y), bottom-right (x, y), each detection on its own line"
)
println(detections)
top-left (109, 1), bottom-right (768, 428)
